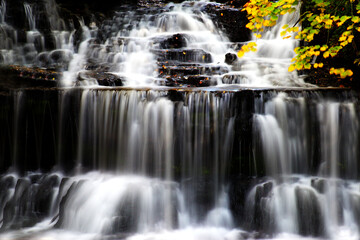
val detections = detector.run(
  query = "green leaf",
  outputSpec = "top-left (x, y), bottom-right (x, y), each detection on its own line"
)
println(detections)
top-left (270, 15), bottom-right (279, 21)
top-left (340, 16), bottom-right (350, 22)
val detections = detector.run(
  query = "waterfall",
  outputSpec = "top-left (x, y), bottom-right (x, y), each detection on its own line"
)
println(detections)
top-left (56, 0), bottom-right (309, 87)
top-left (24, 3), bottom-right (36, 31)
top-left (250, 92), bottom-right (360, 238)
top-left (0, 0), bottom-right (74, 67)
top-left (0, 0), bottom-right (5, 24)
top-left (0, 89), bottom-right (238, 239)
top-left (226, 5), bottom-right (309, 87)
top-left (0, 0), bottom-right (312, 87)
top-left (1, 0), bottom-right (360, 240)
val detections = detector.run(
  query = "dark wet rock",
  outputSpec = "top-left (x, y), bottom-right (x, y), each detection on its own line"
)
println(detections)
top-left (222, 74), bottom-right (248, 84)
top-left (225, 52), bottom-right (238, 65)
top-left (295, 186), bottom-right (324, 236)
top-left (0, 173), bottom-right (61, 230)
top-left (77, 70), bottom-right (124, 86)
top-left (247, 181), bottom-right (274, 233)
top-left (137, 0), bottom-right (168, 8)
top-left (158, 63), bottom-right (229, 77)
top-left (34, 174), bottom-right (61, 218)
top-left (0, 175), bottom-right (17, 189)
top-left (1, 178), bottom-right (37, 229)
top-left (35, 52), bottom-right (51, 67)
top-left (165, 75), bottom-right (212, 87)
top-left (311, 178), bottom-right (327, 194)
top-left (228, 176), bottom-right (257, 227)
top-left (158, 33), bottom-right (189, 49)
top-left (49, 49), bottom-right (73, 68)
top-left (28, 173), bottom-right (43, 184)
top-left (0, 175), bottom-right (17, 225)
top-left (201, 2), bottom-right (250, 42)
top-left (0, 65), bottom-right (60, 89)
top-left (166, 90), bottom-right (184, 101)
top-left (154, 49), bottom-right (213, 63)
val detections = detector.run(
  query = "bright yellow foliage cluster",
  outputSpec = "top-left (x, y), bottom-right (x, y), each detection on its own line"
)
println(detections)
top-left (240, 0), bottom-right (360, 79)
top-left (237, 42), bottom-right (257, 57)
top-left (238, 0), bottom-right (298, 58)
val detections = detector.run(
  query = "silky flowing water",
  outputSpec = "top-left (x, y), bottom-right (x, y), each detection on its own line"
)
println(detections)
top-left (0, 0), bottom-right (359, 240)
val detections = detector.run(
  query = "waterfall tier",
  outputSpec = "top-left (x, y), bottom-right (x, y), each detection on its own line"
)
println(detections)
top-left (0, 87), bottom-right (359, 239)
top-left (0, 0), bottom-right (358, 239)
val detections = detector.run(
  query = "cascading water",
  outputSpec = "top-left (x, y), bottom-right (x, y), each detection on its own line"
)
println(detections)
top-left (0, 0), bottom-right (74, 67)
top-left (0, 89), bottom-right (239, 240)
top-left (222, 5), bottom-right (309, 87)
top-left (251, 92), bottom-right (360, 239)
top-left (1, 0), bottom-right (360, 240)
top-left (56, 0), bottom-right (308, 87)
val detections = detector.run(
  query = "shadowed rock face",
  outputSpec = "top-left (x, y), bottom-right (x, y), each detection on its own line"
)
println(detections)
top-left (201, 2), bottom-right (250, 43)
top-left (0, 66), bottom-right (59, 89)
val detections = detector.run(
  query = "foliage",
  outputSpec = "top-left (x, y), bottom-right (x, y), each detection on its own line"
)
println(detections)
top-left (239, 0), bottom-right (360, 79)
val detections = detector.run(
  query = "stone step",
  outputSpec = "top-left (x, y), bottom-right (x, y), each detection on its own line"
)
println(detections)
top-left (153, 33), bottom-right (190, 49)
top-left (77, 71), bottom-right (124, 86)
top-left (0, 65), bottom-right (59, 89)
top-left (155, 75), bottom-right (213, 87)
top-left (157, 63), bottom-right (229, 77)
top-left (153, 49), bottom-right (213, 63)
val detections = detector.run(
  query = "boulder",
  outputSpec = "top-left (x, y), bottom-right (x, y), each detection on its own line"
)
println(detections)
top-left (201, 2), bottom-right (250, 42)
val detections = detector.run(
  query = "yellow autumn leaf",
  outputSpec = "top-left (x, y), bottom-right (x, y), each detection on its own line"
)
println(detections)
top-left (348, 35), bottom-right (354, 42)
top-left (346, 70), bottom-right (354, 76)
top-left (237, 50), bottom-right (245, 58)
top-left (352, 16), bottom-right (360, 23)
top-left (288, 65), bottom-right (296, 72)
top-left (263, 20), bottom-right (270, 26)
top-left (339, 36), bottom-right (347, 41)
top-left (320, 46), bottom-right (327, 51)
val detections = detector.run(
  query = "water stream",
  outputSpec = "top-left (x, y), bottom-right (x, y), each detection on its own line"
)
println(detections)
top-left (0, 0), bottom-right (359, 240)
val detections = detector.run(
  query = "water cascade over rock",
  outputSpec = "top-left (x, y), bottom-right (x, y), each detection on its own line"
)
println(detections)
top-left (0, 0), bottom-right (359, 240)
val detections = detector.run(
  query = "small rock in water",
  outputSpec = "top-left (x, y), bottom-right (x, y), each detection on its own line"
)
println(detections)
top-left (225, 52), bottom-right (238, 65)
top-left (165, 75), bottom-right (211, 87)
top-left (77, 70), bottom-right (124, 86)
top-left (159, 33), bottom-right (188, 49)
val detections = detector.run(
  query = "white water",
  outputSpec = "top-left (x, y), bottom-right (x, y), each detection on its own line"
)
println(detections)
top-left (4, 89), bottom-right (360, 240)
top-left (1, 1), bottom-right (360, 240)
top-left (0, 0), bottom-right (74, 67)
top-left (226, 7), bottom-right (309, 87)
top-left (0, 0), bottom-right (5, 24)
top-left (0, 0), bottom-right (313, 87)
top-left (251, 92), bottom-right (360, 238)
